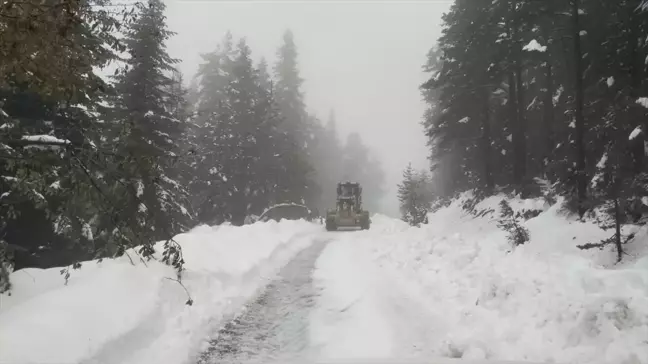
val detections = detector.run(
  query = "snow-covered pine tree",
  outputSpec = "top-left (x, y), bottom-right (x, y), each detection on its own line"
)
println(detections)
top-left (584, 100), bottom-right (648, 262)
top-left (496, 199), bottom-right (530, 247)
top-left (421, 1), bottom-right (502, 198)
top-left (273, 29), bottom-right (317, 207)
top-left (188, 32), bottom-right (236, 224)
top-left (398, 163), bottom-right (417, 225)
top-left (397, 163), bottom-right (430, 227)
top-left (310, 110), bottom-right (344, 213)
top-left (0, 0), bottom-right (164, 292)
top-left (166, 69), bottom-right (195, 193)
top-left (216, 38), bottom-right (270, 225)
top-left (188, 34), bottom-right (291, 225)
top-left (257, 58), bottom-right (273, 93)
top-left (253, 57), bottom-right (289, 211)
top-left (109, 0), bottom-right (192, 268)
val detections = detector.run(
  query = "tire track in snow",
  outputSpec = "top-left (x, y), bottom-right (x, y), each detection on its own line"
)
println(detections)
top-left (196, 239), bottom-right (329, 364)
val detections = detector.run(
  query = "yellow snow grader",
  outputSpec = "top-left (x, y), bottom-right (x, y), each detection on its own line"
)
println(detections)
top-left (325, 182), bottom-right (371, 231)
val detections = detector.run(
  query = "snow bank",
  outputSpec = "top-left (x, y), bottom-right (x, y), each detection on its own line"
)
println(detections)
top-left (0, 219), bottom-right (321, 364)
top-left (361, 196), bottom-right (648, 364)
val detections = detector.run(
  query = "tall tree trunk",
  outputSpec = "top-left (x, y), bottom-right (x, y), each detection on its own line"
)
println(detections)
top-left (481, 88), bottom-right (494, 193)
top-left (542, 61), bottom-right (555, 179)
top-left (613, 197), bottom-right (623, 263)
top-left (230, 188), bottom-right (247, 226)
top-left (571, 0), bottom-right (587, 217)
top-left (508, 71), bottom-right (520, 186)
top-left (508, 7), bottom-right (527, 195)
top-left (514, 59), bottom-right (527, 196)
top-left (141, 166), bottom-right (166, 240)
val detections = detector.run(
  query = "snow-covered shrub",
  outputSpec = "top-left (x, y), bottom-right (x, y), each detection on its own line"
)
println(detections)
top-left (496, 199), bottom-right (530, 247)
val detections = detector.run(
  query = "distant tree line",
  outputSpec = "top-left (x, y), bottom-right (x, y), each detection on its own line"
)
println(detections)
top-left (400, 0), bottom-right (648, 260)
top-left (0, 0), bottom-right (386, 293)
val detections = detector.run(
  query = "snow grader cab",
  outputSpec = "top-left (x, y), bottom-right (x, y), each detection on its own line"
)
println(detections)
top-left (325, 182), bottom-right (371, 231)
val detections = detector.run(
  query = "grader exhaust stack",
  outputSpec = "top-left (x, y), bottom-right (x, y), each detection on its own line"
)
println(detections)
top-left (325, 182), bottom-right (371, 231)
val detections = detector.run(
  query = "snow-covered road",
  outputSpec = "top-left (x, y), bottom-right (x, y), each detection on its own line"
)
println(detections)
top-left (197, 240), bottom-right (327, 363)
top-left (196, 230), bottom-right (448, 363)
top-left (311, 231), bottom-right (446, 361)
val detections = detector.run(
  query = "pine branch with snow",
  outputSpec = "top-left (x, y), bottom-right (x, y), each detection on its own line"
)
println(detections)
top-left (496, 200), bottom-right (530, 247)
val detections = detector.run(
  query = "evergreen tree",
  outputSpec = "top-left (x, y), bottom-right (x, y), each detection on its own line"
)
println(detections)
top-left (252, 56), bottom-right (288, 211)
top-left (257, 57), bottom-right (273, 92)
top-left (0, 0), bottom-right (128, 100)
top-left (110, 0), bottom-right (193, 247)
top-left (188, 33), bottom-right (236, 224)
top-left (397, 164), bottom-right (431, 227)
top-left (273, 29), bottom-right (317, 207)
top-left (310, 110), bottom-right (344, 213)
top-left (217, 38), bottom-right (287, 225)
top-left (0, 0), bottom-right (189, 291)
top-left (189, 34), bottom-right (290, 225)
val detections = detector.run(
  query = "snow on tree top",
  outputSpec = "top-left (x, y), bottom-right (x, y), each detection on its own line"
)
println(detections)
top-left (523, 39), bottom-right (547, 52)
top-left (596, 152), bottom-right (608, 169)
top-left (636, 97), bottom-right (648, 109)
top-left (606, 77), bottom-right (615, 87)
top-left (629, 126), bottom-right (642, 141)
top-left (21, 135), bottom-right (70, 144)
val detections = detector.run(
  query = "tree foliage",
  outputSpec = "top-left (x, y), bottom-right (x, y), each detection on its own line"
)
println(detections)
top-left (0, 0), bottom-right (194, 293)
top-left (397, 163), bottom-right (432, 227)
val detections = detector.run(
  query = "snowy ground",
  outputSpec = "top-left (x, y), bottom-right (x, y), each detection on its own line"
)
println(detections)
top-left (1, 195), bottom-right (647, 364)
top-left (0, 220), bottom-right (322, 364)
top-left (350, 197), bottom-right (648, 364)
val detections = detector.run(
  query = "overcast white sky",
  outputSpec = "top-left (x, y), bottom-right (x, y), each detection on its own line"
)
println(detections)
top-left (163, 0), bottom-right (452, 216)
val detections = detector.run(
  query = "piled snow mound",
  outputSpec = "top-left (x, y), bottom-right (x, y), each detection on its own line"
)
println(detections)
top-left (0, 219), bottom-right (321, 364)
top-left (362, 195), bottom-right (648, 364)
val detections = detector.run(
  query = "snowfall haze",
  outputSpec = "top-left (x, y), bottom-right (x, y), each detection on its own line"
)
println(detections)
top-left (163, 0), bottom-right (451, 216)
